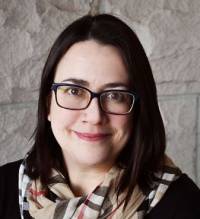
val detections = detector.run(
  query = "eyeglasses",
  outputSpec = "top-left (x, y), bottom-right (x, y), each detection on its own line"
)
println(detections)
top-left (51, 83), bottom-right (138, 115)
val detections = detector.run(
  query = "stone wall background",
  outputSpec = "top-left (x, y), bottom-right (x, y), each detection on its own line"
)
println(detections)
top-left (0, 0), bottom-right (199, 186)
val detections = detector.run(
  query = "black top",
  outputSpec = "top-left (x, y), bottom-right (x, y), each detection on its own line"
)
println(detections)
top-left (0, 160), bottom-right (200, 219)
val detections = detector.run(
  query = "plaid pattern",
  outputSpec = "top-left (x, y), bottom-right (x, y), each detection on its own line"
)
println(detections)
top-left (19, 155), bottom-right (181, 219)
top-left (19, 159), bottom-right (32, 219)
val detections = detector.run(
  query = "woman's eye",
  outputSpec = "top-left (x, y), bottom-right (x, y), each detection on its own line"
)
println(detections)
top-left (60, 87), bottom-right (82, 95)
top-left (68, 87), bottom-right (80, 95)
top-left (107, 92), bottom-right (124, 101)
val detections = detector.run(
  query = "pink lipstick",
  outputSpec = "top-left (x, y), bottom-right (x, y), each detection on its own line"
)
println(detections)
top-left (74, 131), bottom-right (111, 142)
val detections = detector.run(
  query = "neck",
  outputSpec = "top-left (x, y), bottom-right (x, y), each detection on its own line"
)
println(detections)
top-left (64, 158), bottom-right (113, 196)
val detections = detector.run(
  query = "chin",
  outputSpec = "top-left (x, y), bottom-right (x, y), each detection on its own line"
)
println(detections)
top-left (76, 153), bottom-right (112, 167)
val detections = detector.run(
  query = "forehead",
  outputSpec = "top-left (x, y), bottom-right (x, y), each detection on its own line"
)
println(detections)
top-left (54, 40), bottom-right (129, 89)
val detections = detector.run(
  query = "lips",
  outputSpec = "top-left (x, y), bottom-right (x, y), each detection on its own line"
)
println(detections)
top-left (74, 131), bottom-right (111, 142)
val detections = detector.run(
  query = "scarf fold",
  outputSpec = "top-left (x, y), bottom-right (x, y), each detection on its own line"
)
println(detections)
top-left (19, 155), bottom-right (181, 219)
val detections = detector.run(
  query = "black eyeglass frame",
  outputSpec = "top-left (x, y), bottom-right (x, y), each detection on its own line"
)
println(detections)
top-left (51, 83), bottom-right (138, 115)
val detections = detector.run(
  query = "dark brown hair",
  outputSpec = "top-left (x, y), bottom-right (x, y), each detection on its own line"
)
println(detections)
top-left (27, 13), bottom-right (166, 208)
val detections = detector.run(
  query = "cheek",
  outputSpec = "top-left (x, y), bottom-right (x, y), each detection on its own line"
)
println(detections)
top-left (110, 115), bottom-right (132, 130)
top-left (48, 99), bottom-right (79, 129)
top-left (109, 115), bottom-right (133, 145)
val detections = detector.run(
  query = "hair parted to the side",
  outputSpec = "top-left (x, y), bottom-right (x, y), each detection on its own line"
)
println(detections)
top-left (26, 13), bottom-right (166, 209)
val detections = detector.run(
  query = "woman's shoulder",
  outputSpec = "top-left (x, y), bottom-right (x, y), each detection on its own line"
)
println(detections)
top-left (0, 160), bottom-right (23, 219)
top-left (168, 173), bottom-right (200, 204)
top-left (0, 159), bottom-right (22, 177)
top-left (145, 173), bottom-right (200, 219)
top-left (175, 173), bottom-right (200, 194)
top-left (0, 159), bottom-right (23, 191)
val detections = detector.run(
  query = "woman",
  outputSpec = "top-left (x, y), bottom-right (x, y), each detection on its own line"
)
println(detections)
top-left (0, 14), bottom-right (199, 219)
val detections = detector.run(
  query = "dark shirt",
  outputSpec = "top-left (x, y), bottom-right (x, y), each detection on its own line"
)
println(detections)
top-left (0, 160), bottom-right (200, 219)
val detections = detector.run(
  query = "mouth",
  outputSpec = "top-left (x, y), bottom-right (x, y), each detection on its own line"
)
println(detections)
top-left (73, 131), bottom-right (111, 142)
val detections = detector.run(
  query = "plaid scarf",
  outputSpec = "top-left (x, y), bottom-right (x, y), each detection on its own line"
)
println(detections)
top-left (19, 155), bottom-right (181, 219)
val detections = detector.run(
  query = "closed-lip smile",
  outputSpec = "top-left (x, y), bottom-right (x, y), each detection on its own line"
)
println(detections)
top-left (74, 131), bottom-right (111, 141)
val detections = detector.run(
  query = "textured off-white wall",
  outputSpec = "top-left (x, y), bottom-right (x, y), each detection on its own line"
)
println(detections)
top-left (0, 0), bottom-right (200, 186)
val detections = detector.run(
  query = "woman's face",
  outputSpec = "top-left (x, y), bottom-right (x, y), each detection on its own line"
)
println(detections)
top-left (48, 40), bottom-right (133, 170)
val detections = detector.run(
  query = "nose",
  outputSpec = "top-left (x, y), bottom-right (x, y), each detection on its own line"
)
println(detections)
top-left (81, 98), bottom-right (103, 124)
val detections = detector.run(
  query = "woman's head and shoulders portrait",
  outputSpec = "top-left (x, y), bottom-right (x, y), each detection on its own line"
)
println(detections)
top-left (0, 13), bottom-right (199, 219)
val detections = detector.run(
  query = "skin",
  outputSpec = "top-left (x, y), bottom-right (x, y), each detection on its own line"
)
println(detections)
top-left (48, 40), bottom-right (133, 195)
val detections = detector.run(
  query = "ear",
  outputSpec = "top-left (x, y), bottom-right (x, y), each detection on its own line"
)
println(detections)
top-left (47, 113), bottom-right (51, 122)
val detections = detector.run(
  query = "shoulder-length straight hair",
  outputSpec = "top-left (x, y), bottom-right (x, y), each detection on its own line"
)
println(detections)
top-left (27, 13), bottom-right (166, 208)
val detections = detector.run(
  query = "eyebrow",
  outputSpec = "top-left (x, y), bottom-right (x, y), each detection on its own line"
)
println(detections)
top-left (61, 78), bottom-right (129, 89)
top-left (61, 78), bottom-right (89, 86)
